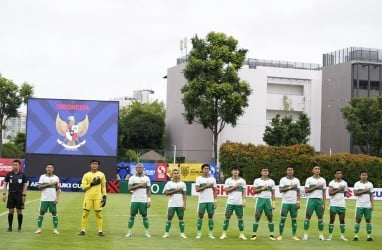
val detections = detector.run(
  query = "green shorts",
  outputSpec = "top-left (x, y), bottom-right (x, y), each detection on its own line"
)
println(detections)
top-left (167, 207), bottom-right (184, 219)
top-left (330, 206), bottom-right (346, 215)
top-left (131, 202), bottom-right (148, 217)
top-left (306, 198), bottom-right (324, 217)
top-left (255, 197), bottom-right (272, 217)
top-left (225, 204), bottom-right (244, 218)
top-left (356, 207), bottom-right (372, 220)
top-left (198, 202), bottom-right (215, 215)
top-left (40, 201), bottom-right (57, 213)
top-left (280, 203), bottom-right (298, 218)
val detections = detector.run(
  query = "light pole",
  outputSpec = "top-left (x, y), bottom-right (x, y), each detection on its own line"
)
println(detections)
top-left (172, 145), bottom-right (177, 164)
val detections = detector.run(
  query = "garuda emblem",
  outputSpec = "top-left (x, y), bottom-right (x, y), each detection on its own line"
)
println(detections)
top-left (56, 114), bottom-right (89, 150)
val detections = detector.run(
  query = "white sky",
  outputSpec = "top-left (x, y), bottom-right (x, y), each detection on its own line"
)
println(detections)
top-left (1, 0), bottom-right (382, 105)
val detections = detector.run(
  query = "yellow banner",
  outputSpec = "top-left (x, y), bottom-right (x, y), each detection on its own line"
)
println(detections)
top-left (167, 163), bottom-right (203, 182)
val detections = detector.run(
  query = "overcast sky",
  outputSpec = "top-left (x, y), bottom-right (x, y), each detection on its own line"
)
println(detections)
top-left (1, 0), bottom-right (382, 106)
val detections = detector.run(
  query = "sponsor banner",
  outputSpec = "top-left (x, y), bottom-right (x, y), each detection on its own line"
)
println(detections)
top-left (191, 184), bottom-right (382, 200)
top-left (0, 158), bottom-right (24, 177)
top-left (27, 177), bottom-right (83, 192)
top-left (174, 163), bottom-right (217, 182)
top-left (155, 163), bottom-right (168, 181)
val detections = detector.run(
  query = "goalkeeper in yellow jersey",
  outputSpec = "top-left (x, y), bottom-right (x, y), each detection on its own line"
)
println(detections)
top-left (78, 160), bottom-right (107, 236)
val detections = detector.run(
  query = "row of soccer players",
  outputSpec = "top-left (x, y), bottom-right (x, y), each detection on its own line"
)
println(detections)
top-left (2, 160), bottom-right (374, 242)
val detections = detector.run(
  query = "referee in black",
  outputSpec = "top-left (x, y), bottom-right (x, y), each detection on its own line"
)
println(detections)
top-left (2, 159), bottom-right (27, 232)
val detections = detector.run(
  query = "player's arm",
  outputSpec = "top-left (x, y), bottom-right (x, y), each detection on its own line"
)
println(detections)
top-left (304, 180), bottom-right (320, 193)
top-left (370, 192), bottom-right (374, 211)
top-left (81, 174), bottom-right (91, 191)
top-left (253, 184), bottom-right (268, 194)
top-left (296, 186), bottom-right (301, 209)
top-left (321, 186), bottom-right (326, 210)
top-left (271, 187), bottom-right (276, 209)
top-left (146, 182), bottom-right (151, 207)
top-left (242, 184), bottom-right (247, 207)
top-left (101, 174), bottom-right (107, 196)
top-left (182, 187), bottom-right (187, 210)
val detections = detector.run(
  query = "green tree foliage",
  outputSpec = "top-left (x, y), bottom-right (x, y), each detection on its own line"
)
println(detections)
top-left (0, 74), bottom-right (34, 156)
top-left (341, 97), bottom-right (382, 156)
top-left (2, 142), bottom-right (24, 158)
top-left (263, 113), bottom-right (311, 147)
top-left (181, 32), bottom-right (251, 163)
top-left (118, 100), bottom-right (165, 160)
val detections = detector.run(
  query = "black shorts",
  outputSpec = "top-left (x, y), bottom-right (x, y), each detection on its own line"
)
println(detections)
top-left (7, 193), bottom-right (23, 209)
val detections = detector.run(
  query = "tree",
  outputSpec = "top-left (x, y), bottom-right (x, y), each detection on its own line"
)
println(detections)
top-left (0, 74), bottom-right (34, 156)
top-left (341, 97), bottom-right (382, 156)
top-left (181, 32), bottom-right (251, 163)
top-left (118, 100), bottom-right (166, 159)
top-left (263, 113), bottom-right (311, 146)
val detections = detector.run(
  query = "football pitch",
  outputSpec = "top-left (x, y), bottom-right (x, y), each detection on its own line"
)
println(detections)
top-left (0, 191), bottom-right (380, 250)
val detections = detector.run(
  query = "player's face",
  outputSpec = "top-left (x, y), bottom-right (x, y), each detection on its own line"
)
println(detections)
top-left (312, 166), bottom-right (320, 175)
top-left (202, 166), bottom-right (210, 176)
top-left (90, 162), bottom-right (99, 172)
top-left (231, 169), bottom-right (239, 177)
top-left (136, 165), bottom-right (144, 175)
top-left (360, 172), bottom-right (368, 181)
top-left (286, 167), bottom-right (294, 177)
top-left (261, 169), bottom-right (269, 177)
top-left (12, 161), bottom-right (20, 172)
top-left (172, 171), bottom-right (180, 180)
top-left (46, 165), bottom-right (54, 175)
top-left (334, 171), bottom-right (342, 180)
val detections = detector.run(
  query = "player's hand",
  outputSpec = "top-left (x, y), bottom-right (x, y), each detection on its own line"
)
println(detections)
top-left (2, 195), bottom-right (6, 202)
top-left (147, 202), bottom-right (151, 208)
top-left (90, 177), bottom-right (101, 186)
top-left (101, 195), bottom-right (107, 207)
top-left (54, 198), bottom-right (58, 204)
top-left (263, 185), bottom-right (268, 191)
top-left (242, 199), bottom-right (246, 207)
top-left (183, 205), bottom-right (186, 211)
top-left (296, 203), bottom-right (300, 209)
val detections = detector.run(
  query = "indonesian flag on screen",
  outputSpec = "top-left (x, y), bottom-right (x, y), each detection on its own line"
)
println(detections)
top-left (345, 188), bottom-right (353, 198)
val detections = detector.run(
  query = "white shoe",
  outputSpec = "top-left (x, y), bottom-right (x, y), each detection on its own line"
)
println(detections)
top-left (144, 232), bottom-right (151, 238)
top-left (180, 233), bottom-right (187, 239)
top-left (53, 229), bottom-right (59, 235)
top-left (162, 233), bottom-right (169, 238)
top-left (326, 236), bottom-right (332, 241)
top-left (35, 229), bottom-right (42, 234)
top-left (125, 232), bottom-right (133, 237)
top-left (340, 236), bottom-right (348, 241)
top-left (220, 232), bottom-right (226, 239)
top-left (208, 234), bottom-right (215, 239)
top-left (195, 232), bottom-right (202, 239)
top-left (319, 235), bottom-right (325, 241)
top-left (239, 233), bottom-right (247, 240)
top-left (303, 234), bottom-right (308, 240)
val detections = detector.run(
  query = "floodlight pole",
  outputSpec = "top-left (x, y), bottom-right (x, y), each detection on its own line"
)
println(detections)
top-left (173, 145), bottom-right (177, 164)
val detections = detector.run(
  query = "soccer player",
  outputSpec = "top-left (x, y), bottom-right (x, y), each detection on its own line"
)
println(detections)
top-left (162, 168), bottom-right (187, 239)
top-left (303, 165), bottom-right (326, 240)
top-left (195, 163), bottom-right (217, 239)
top-left (353, 170), bottom-right (374, 241)
top-left (326, 169), bottom-right (348, 241)
top-left (78, 160), bottom-right (107, 236)
top-left (219, 166), bottom-right (247, 240)
top-left (35, 163), bottom-right (61, 235)
top-left (277, 166), bottom-right (301, 241)
top-left (251, 167), bottom-right (276, 241)
top-left (126, 163), bottom-right (152, 238)
top-left (2, 159), bottom-right (27, 232)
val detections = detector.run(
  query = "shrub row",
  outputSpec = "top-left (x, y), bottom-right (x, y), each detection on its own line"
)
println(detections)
top-left (219, 142), bottom-right (382, 187)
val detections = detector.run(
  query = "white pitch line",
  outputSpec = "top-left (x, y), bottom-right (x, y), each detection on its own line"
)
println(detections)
top-left (0, 199), bottom-right (40, 217)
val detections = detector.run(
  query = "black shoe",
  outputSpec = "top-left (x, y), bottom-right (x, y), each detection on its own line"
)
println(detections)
top-left (367, 237), bottom-right (373, 241)
top-left (7, 228), bottom-right (12, 232)
top-left (78, 231), bottom-right (86, 236)
top-left (353, 236), bottom-right (359, 241)
top-left (98, 232), bottom-right (105, 236)
top-left (17, 227), bottom-right (22, 232)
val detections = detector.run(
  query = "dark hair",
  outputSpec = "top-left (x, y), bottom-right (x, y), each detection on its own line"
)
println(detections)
top-left (90, 159), bottom-right (100, 165)
top-left (360, 170), bottom-right (368, 175)
top-left (13, 159), bottom-right (21, 165)
top-left (285, 166), bottom-right (294, 170)
top-left (334, 169), bottom-right (342, 174)
top-left (201, 163), bottom-right (210, 171)
top-left (46, 163), bottom-right (55, 167)
top-left (231, 166), bottom-right (240, 171)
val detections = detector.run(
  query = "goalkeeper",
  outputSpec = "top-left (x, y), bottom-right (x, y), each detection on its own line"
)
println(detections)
top-left (78, 160), bottom-right (107, 236)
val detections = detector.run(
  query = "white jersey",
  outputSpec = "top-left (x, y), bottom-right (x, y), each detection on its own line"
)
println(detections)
top-left (224, 177), bottom-right (246, 205)
top-left (328, 179), bottom-right (348, 207)
top-left (129, 175), bottom-right (151, 202)
top-left (164, 180), bottom-right (186, 207)
top-left (279, 176), bottom-right (300, 204)
top-left (305, 176), bottom-right (326, 198)
top-left (195, 175), bottom-right (217, 203)
top-left (38, 174), bottom-right (60, 201)
top-left (354, 181), bottom-right (374, 208)
top-left (253, 178), bottom-right (275, 199)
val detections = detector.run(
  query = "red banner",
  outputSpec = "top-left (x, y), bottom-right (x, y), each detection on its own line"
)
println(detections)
top-left (0, 158), bottom-right (23, 177)
top-left (155, 163), bottom-right (168, 181)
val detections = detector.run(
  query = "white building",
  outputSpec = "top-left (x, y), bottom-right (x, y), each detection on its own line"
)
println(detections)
top-left (2, 112), bottom-right (27, 143)
top-left (166, 59), bottom-right (322, 163)
top-left (112, 89), bottom-right (155, 108)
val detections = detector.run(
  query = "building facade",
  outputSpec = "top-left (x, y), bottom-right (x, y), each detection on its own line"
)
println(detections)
top-left (321, 47), bottom-right (382, 154)
top-left (2, 113), bottom-right (26, 143)
top-left (166, 58), bottom-right (322, 163)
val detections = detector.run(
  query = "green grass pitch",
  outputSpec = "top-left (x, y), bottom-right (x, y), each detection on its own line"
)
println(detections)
top-left (0, 191), bottom-right (380, 250)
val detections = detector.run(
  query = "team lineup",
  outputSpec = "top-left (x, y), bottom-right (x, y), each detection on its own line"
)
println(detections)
top-left (2, 160), bottom-right (375, 242)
